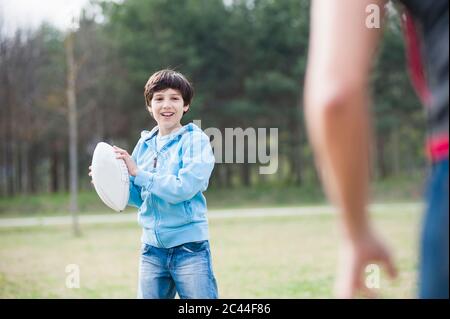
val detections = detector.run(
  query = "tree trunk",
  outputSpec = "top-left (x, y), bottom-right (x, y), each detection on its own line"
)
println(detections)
top-left (241, 164), bottom-right (251, 187)
top-left (64, 154), bottom-right (70, 192)
top-left (392, 129), bottom-right (400, 176)
top-left (224, 164), bottom-right (232, 188)
top-left (65, 31), bottom-right (81, 237)
top-left (28, 146), bottom-right (36, 194)
top-left (0, 137), bottom-right (5, 197)
top-left (212, 164), bottom-right (224, 188)
top-left (96, 102), bottom-right (105, 141)
top-left (20, 142), bottom-right (29, 194)
top-left (4, 73), bottom-right (15, 196)
top-left (377, 136), bottom-right (387, 179)
top-left (50, 148), bottom-right (59, 193)
top-left (288, 121), bottom-right (303, 186)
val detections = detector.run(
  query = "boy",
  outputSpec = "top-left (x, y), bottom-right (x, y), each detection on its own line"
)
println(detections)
top-left (113, 69), bottom-right (218, 299)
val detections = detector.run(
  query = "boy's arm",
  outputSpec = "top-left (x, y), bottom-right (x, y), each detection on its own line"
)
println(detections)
top-left (304, 0), bottom-right (396, 298)
top-left (134, 132), bottom-right (215, 204)
top-left (128, 176), bottom-right (143, 208)
top-left (127, 143), bottom-right (143, 208)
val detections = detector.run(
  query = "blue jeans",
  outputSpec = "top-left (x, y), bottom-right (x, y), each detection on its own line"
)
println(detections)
top-left (420, 158), bottom-right (449, 299)
top-left (138, 240), bottom-right (218, 299)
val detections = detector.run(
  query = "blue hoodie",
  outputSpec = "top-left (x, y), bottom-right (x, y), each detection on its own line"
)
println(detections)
top-left (127, 123), bottom-right (215, 248)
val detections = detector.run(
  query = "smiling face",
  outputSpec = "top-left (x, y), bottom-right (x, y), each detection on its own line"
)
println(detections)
top-left (149, 88), bottom-right (190, 136)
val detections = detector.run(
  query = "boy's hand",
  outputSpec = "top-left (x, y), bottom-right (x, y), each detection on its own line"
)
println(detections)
top-left (88, 165), bottom-right (93, 184)
top-left (113, 146), bottom-right (139, 177)
top-left (335, 229), bottom-right (397, 299)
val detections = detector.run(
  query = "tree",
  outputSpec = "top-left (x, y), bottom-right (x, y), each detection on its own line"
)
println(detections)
top-left (65, 22), bottom-right (81, 236)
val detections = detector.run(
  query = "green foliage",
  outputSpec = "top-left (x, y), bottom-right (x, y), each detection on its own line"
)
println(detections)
top-left (0, 0), bottom-right (428, 196)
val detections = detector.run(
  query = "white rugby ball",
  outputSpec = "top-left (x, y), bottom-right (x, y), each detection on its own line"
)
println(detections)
top-left (91, 142), bottom-right (129, 212)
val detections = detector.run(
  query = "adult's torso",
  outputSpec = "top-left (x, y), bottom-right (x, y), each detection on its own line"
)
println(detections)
top-left (400, 0), bottom-right (449, 161)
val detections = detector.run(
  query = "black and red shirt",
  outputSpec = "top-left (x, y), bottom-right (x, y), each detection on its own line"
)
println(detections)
top-left (400, 0), bottom-right (449, 162)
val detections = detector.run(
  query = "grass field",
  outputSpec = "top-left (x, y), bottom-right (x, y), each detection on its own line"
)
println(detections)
top-left (0, 205), bottom-right (421, 298)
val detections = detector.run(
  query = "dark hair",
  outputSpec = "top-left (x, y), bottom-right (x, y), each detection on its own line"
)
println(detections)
top-left (144, 69), bottom-right (194, 109)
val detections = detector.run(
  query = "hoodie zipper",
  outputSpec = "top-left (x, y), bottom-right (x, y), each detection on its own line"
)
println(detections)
top-left (151, 137), bottom-right (164, 247)
top-left (150, 128), bottom-right (185, 248)
top-left (152, 137), bottom-right (176, 248)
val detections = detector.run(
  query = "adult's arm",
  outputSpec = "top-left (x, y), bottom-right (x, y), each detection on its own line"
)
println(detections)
top-left (304, 0), bottom-right (397, 298)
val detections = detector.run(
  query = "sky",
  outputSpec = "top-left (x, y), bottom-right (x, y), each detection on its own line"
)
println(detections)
top-left (0, 0), bottom-right (92, 34)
